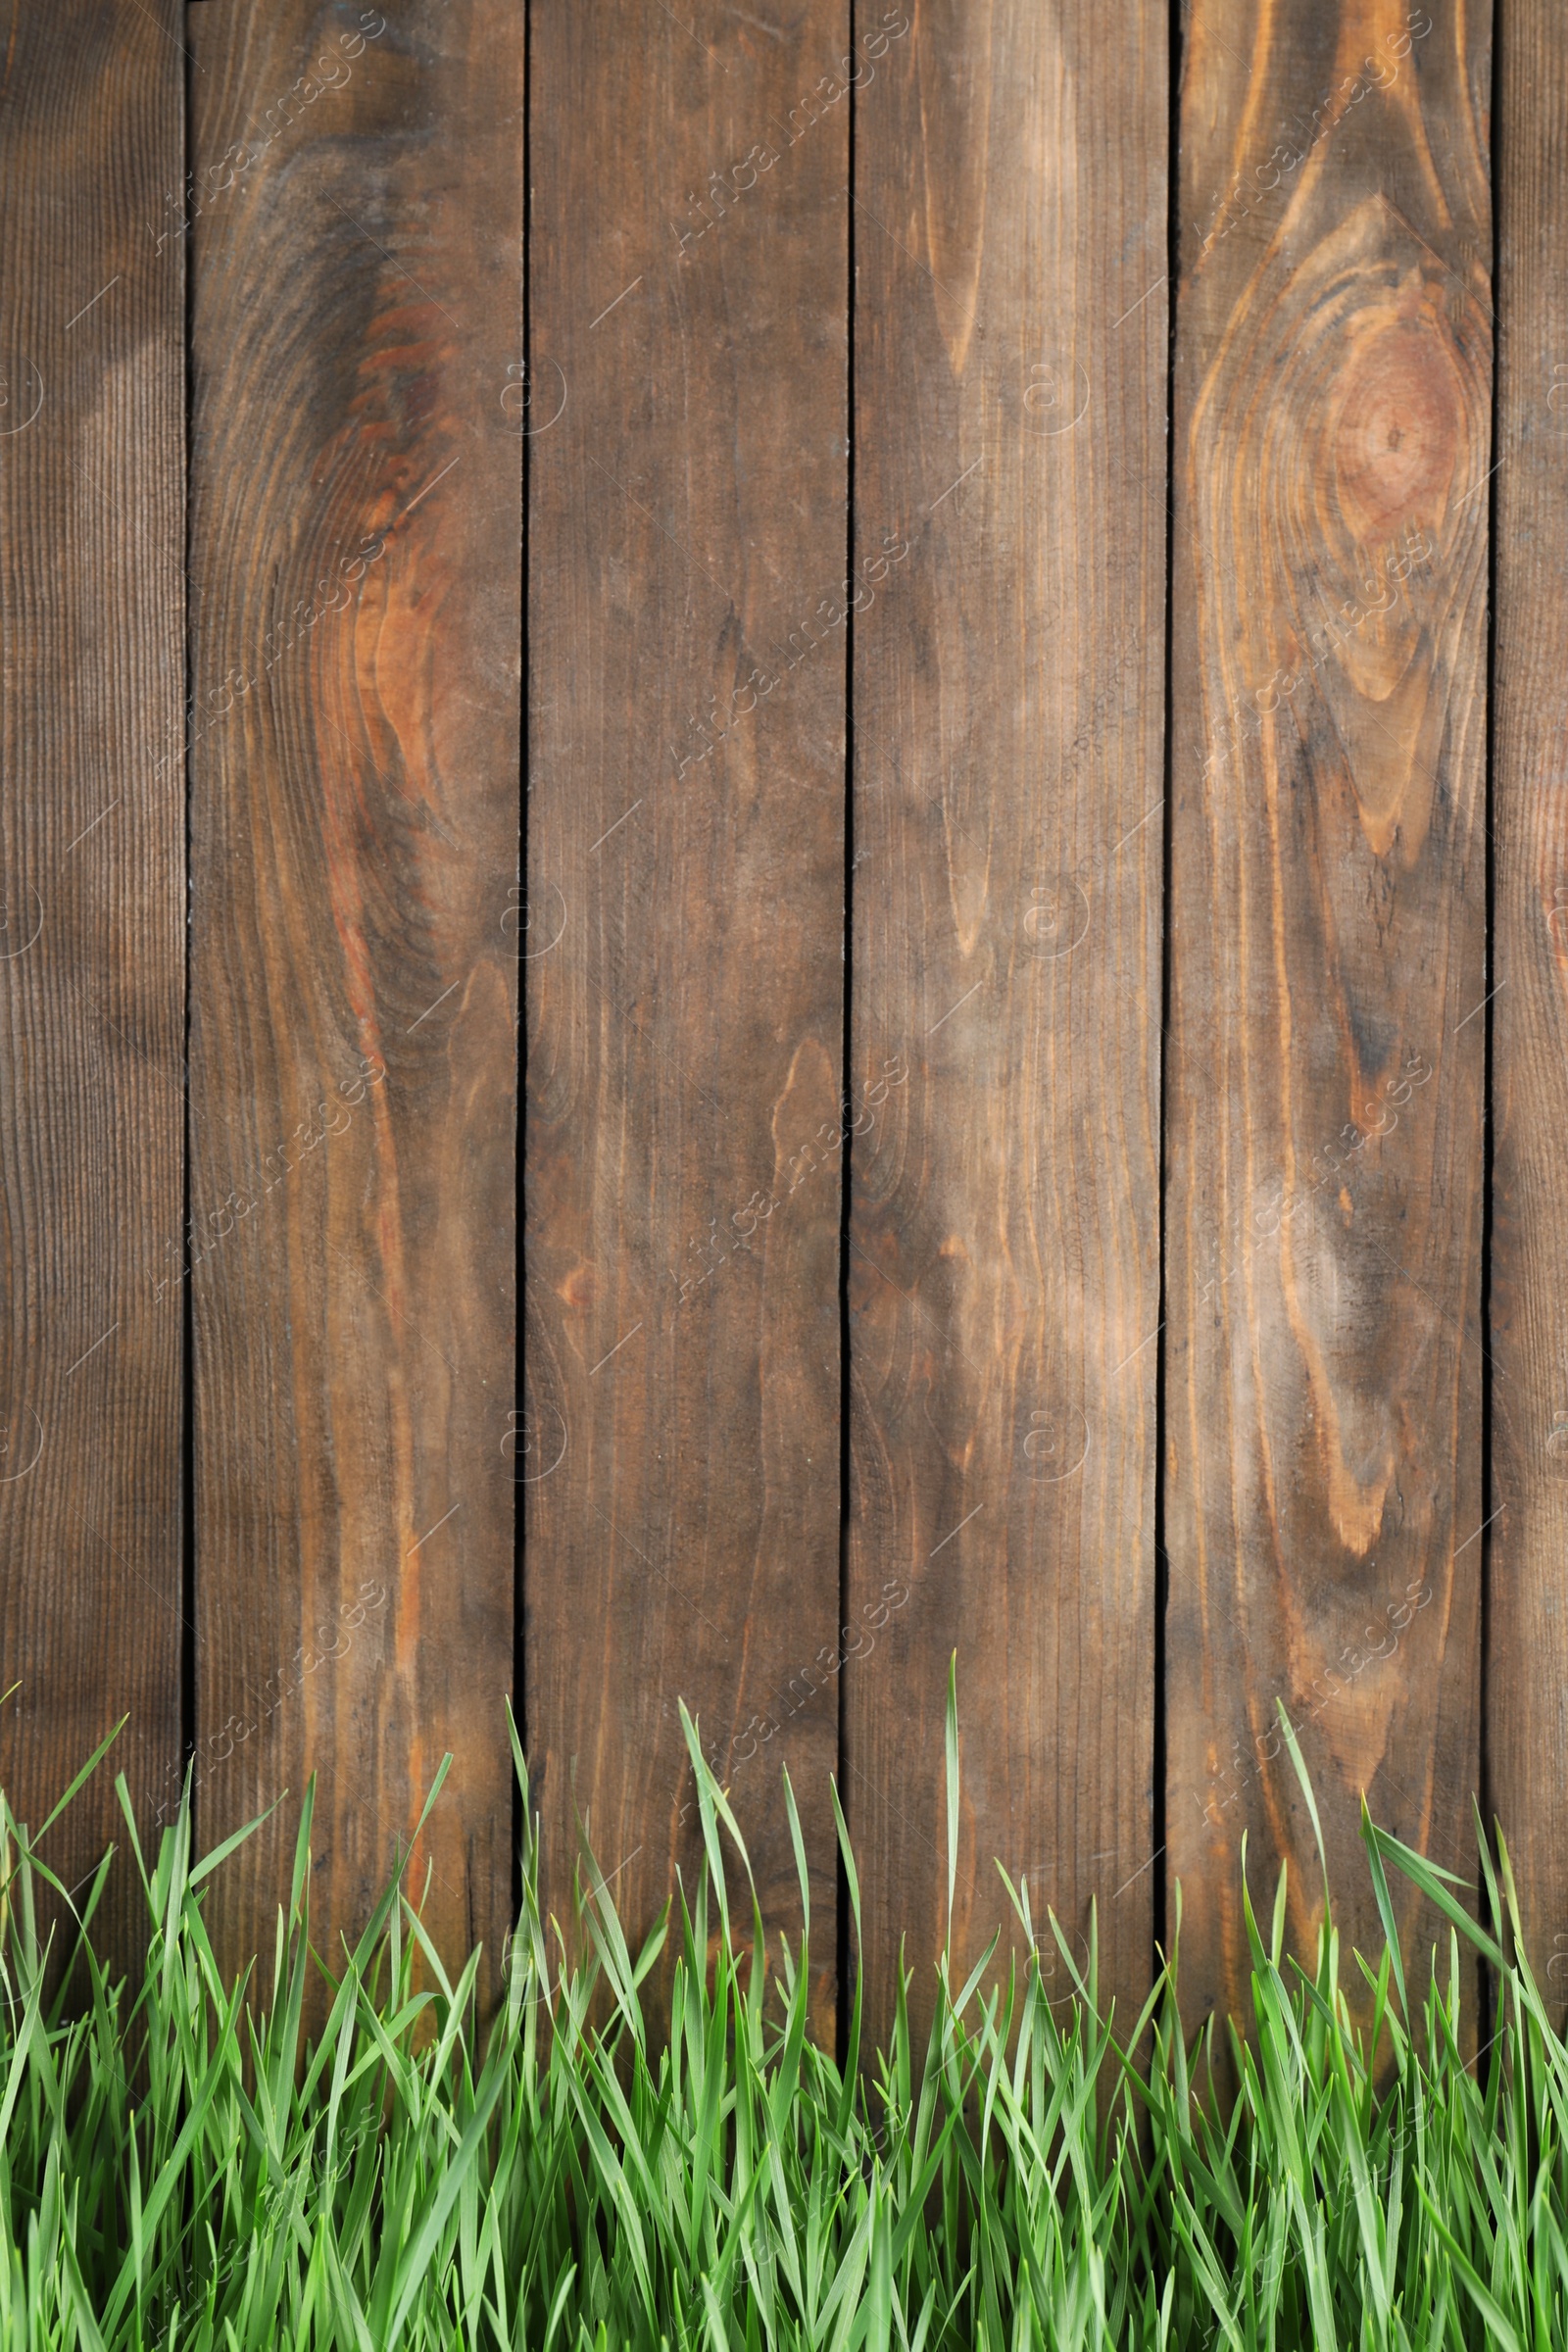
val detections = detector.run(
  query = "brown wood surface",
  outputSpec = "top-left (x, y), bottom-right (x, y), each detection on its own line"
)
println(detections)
top-left (525, 0), bottom-right (848, 2028)
top-left (3, 0), bottom-right (1549, 2045)
top-left (846, 0), bottom-right (1168, 2043)
top-left (0, 0), bottom-right (185, 1965)
top-left (186, 0), bottom-right (520, 1980)
top-left (1490, 0), bottom-right (1568, 1988)
top-left (1164, 0), bottom-right (1492, 2031)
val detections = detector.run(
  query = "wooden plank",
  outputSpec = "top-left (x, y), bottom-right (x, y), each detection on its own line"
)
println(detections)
top-left (846, 0), bottom-right (1168, 2043)
top-left (1164, 0), bottom-right (1491, 2032)
top-left (1490, 1), bottom-right (1568, 1987)
top-left (525, 0), bottom-right (848, 2030)
top-left (0, 0), bottom-right (185, 1966)
top-left (186, 1), bottom-right (520, 1978)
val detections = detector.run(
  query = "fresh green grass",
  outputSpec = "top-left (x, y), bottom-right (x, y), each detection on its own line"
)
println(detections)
top-left (0, 1672), bottom-right (1561, 2350)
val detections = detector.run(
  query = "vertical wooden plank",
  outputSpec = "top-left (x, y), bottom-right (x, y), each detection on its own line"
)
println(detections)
top-left (847, 0), bottom-right (1168, 2038)
top-left (1165, 0), bottom-right (1491, 2030)
top-left (1491, 1), bottom-right (1568, 1984)
top-left (0, 0), bottom-right (185, 1961)
top-left (187, 2), bottom-right (520, 1974)
top-left (526, 2), bottom-right (847, 2023)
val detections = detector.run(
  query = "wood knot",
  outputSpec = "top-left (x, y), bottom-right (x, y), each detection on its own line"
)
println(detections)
top-left (1333, 312), bottom-right (1460, 542)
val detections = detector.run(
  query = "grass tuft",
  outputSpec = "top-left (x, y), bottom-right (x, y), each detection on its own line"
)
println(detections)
top-left (0, 1680), bottom-right (1559, 2348)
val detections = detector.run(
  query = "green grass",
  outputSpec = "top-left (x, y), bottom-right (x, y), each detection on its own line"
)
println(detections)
top-left (0, 1671), bottom-right (1561, 2349)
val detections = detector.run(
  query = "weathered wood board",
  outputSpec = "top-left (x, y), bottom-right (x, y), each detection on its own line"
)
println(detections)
top-left (1164, 0), bottom-right (1492, 2030)
top-left (1490, 0), bottom-right (1568, 1992)
top-left (186, 0), bottom-right (521, 1979)
top-left (847, 0), bottom-right (1169, 2044)
top-left (0, 0), bottom-right (186, 1969)
top-left (525, 0), bottom-right (849, 2029)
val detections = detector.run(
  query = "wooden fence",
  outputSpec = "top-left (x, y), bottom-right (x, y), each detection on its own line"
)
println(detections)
top-left (1, 0), bottom-right (1560, 2043)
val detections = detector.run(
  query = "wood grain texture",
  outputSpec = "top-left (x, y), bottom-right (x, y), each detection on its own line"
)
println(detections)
top-left (847, 0), bottom-right (1168, 2044)
top-left (525, 0), bottom-right (848, 2029)
top-left (0, 0), bottom-right (185, 1966)
top-left (186, 0), bottom-right (520, 1981)
top-left (1165, 0), bottom-right (1491, 2032)
top-left (1490, 0), bottom-right (1568, 1987)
